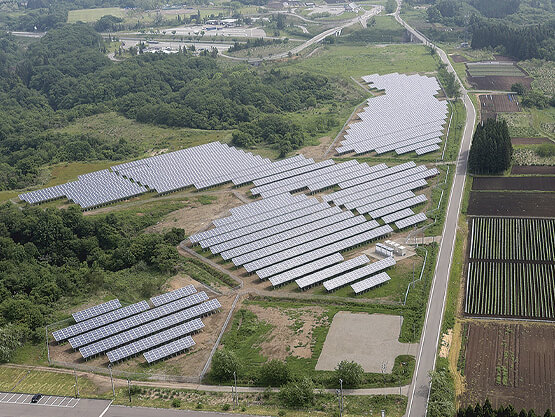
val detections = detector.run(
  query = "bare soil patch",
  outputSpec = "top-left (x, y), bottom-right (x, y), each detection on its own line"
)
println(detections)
top-left (511, 137), bottom-right (551, 145)
top-left (245, 304), bottom-right (327, 360)
top-left (511, 165), bottom-right (555, 175)
top-left (149, 192), bottom-right (243, 236)
top-left (461, 321), bottom-right (555, 415)
top-left (467, 191), bottom-right (555, 217)
top-left (315, 313), bottom-right (417, 373)
top-left (468, 76), bottom-right (532, 92)
top-left (299, 136), bottom-right (332, 161)
top-left (472, 176), bottom-right (555, 191)
top-left (451, 54), bottom-right (467, 63)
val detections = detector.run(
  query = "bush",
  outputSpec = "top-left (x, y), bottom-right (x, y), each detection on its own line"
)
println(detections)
top-left (335, 360), bottom-right (365, 388)
top-left (210, 349), bottom-right (240, 382)
top-left (258, 360), bottom-right (290, 387)
top-left (171, 398), bottom-right (181, 408)
top-left (221, 404), bottom-right (230, 411)
top-left (536, 142), bottom-right (555, 158)
top-left (278, 377), bottom-right (314, 408)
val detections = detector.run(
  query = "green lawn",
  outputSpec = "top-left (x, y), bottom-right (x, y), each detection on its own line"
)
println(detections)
top-left (68, 7), bottom-right (126, 23)
top-left (281, 44), bottom-right (438, 79)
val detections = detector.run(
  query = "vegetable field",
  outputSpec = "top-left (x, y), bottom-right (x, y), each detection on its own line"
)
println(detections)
top-left (465, 262), bottom-right (555, 319)
top-left (465, 217), bottom-right (555, 320)
top-left (470, 217), bottom-right (555, 261)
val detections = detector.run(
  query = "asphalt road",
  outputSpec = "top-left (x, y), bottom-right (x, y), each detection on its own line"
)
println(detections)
top-left (0, 394), bottom-right (112, 417)
top-left (105, 406), bottom-right (268, 417)
top-left (394, 2), bottom-right (477, 417)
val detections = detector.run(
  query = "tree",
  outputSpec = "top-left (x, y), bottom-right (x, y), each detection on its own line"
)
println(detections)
top-left (0, 324), bottom-right (25, 362)
top-left (278, 377), bottom-right (314, 408)
top-left (385, 0), bottom-right (397, 14)
top-left (335, 360), bottom-right (364, 387)
top-left (468, 119), bottom-right (512, 174)
top-left (511, 83), bottom-right (525, 95)
top-left (427, 6), bottom-right (442, 23)
top-left (210, 349), bottom-right (240, 382)
top-left (258, 360), bottom-right (290, 387)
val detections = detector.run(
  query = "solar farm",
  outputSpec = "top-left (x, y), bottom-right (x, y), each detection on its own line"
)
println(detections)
top-left (52, 286), bottom-right (221, 364)
top-left (336, 73), bottom-right (449, 155)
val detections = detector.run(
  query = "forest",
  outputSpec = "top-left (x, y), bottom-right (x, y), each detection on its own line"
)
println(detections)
top-left (0, 24), bottom-right (335, 191)
top-left (457, 399), bottom-right (552, 417)
top-left (0, 202), bottom-right (186, 361)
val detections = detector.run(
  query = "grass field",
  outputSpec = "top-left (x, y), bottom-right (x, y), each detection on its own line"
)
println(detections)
top-left (68, 7), bottom-right (126, 23)
top-left (0, 367), bottom-right (100, 397)
top-left (282, 44), bottom-right (437, 79)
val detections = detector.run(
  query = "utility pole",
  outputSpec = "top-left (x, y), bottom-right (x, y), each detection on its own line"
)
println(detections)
top-left (339, 379), bottom-right (344, 417)
top-left (74, 369), bottom-right (79, 398)
top-left (233, 371), bottom-right (238, 406)
top-left (127, 378), bottom-right (131, 403)
top-left (109, 365), bottom-right (115, 399)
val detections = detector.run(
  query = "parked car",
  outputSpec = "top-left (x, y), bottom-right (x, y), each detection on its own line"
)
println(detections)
top-left (31, 393), bottom-right (42, 403)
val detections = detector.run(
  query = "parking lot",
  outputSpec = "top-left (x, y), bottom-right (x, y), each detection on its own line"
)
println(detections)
top-left (0, 391), bottom-right (79, 407)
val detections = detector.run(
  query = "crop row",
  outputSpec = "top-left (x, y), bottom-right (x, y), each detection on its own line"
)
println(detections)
top-left (470, 217), bottom-right (555, 261)
top-left (465, 262), bottom-right (555, 319)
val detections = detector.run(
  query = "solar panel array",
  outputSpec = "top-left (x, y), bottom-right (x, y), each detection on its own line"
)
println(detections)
top-left (323, 256), bottom-right (396, 292)
top-left (72, 299), bottom-right (122, 323)
top-left (18, 143), bottom-right (317, 210)
top-left (296, 255), bottom-right (370, 290)
top-left (53, 301), bottom-right (150, 342)
top-left (143, 335), bottom-right (196, 363)
top-left (79, 299), bottom-right (221, 359)
top-left (336, 73), bottom-right (448, 155)
top-left (70, 292), bottom-right (209, 349)
top-left (106, 318), bottom-right (204, 363)
top-left (395, 213), bottom-right (428, 229)
top-left (351, 272), bottom-right (392, 294)
top-left (150, 285), bottom-right (197, 307)
top-left (19, 170), bottom-right (148, 210)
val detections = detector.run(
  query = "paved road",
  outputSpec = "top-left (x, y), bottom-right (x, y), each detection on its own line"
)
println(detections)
top-left (0, 392), bottom-right (111, 417)
top-left (220, 5), bottom-right (382, 62)
top-left (394, 2), bottom-right (477, 417)
top-left (106, 406), bottom-right (268, 417)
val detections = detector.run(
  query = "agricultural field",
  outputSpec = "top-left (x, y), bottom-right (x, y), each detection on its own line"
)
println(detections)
top-left (478, 94), bottom-right (520, 122)
top-left (460, 322), bottom-right (555, 415)
top-left (465, 217), bottom-right (555, 320)
top-left (465, 262), bottom-right (554, 319)
top-left (467, 192), bottom-right (555, 217)
top-left (67, 7), bottom-right (126, 23)
top-left (472, 177), bottom-right (555, 192)
top-left (466, 62), bottom-right (526, 77)
top-left (518, 59), bottom-right (555, 96)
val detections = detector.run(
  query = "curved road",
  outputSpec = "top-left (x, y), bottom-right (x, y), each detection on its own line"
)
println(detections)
top-left (220, 5), bottom-right (382, 62)
top-left (394, 2), bottom-right (476, 417)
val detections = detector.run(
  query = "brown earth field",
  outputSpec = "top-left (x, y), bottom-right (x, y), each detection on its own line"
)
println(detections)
top-left (461, 321), bottom-right (555, 414)
top-left (511, 137), bottom-right (551, 145)
top-left (467, 191), bottom-right (555, 217)
top-left (479, 94), bottom-right (520, 113)
top-left (472, 176), bottom-right (555, 191)
top-left (468, 76), bottom-right (532, 91)
top-left (511, 165), bottom-right (555, 175)
top-left (451, 54), bottom-right (467, 63)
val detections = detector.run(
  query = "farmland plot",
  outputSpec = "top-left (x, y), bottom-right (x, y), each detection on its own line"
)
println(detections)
top-left (465, 217), bottom-right (555, 320)
top-left (470, 217), bottom-right (555, 261)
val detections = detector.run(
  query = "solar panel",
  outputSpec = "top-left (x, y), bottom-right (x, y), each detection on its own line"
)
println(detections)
top-left (267, 253), bottom-right (344, 286)
top-left (143, 335), bottom-right (195, 363)
top-left (295, 255), bottom-right (370, 289)
top-left (106, 318), bottom-right (204, 362)
top-left (323, 256), bottom-right (396, 291)
top-left (351, 272), bottom-right (391, 294)
top-left (256, 225), bottom-right (393, 280)
top-left (79, 299), bottom-right (221, 359)
top-left (69, 292), bottom-right (209, 349)
top-left (368, 194), bottom-right (428, 219)
top-left (72, 299), bottom-right (122, 322)
top-left (150, 285), bottom-right (197, 307)
top-left (382, 208), bottom-right (415, 224)
top-left (53, 301), bottom-right (150, 342)
top-left (395, 213), bottom-right (428, 229)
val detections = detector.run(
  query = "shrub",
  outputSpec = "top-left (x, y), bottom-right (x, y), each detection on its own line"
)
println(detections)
top-left (278, 377), bottom-right (314, 408)
top-left (335, 360), bottom-right (365, 388)
top-left (258, 360), bottom-right (290, 387)
top-left (221, 404), bottom-right (230, 411)
top-left (171, 398), bottom-right (181, 408)
top-left (210, 349), bottom-right (240, 382)
top-left (536, 142), bottom-right (555, 158)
